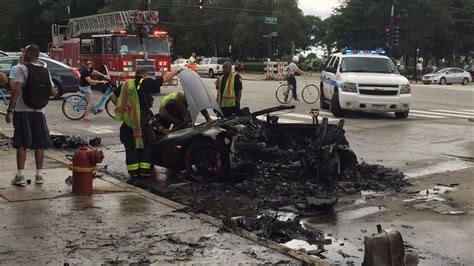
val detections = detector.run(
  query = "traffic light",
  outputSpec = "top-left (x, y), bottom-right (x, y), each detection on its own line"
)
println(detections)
top-left (197, 0), bottom-right (204, 13)
top-left (391, 25), bottom-right (400, 47)
top-left (384, 26), bottom-right (391, 48)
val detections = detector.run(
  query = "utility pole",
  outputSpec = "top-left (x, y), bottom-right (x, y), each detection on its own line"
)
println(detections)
top-left (267, 0), bottom-right (272, 60)
top-left (388, 0), bottom-right (396, 55)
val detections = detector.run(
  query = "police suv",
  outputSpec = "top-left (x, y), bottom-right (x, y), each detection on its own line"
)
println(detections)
top-left (320, 50), bottom-right (411, 118)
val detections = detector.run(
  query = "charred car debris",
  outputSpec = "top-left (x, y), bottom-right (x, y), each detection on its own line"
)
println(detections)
top-left (129, 70), bottom-right (408, 250)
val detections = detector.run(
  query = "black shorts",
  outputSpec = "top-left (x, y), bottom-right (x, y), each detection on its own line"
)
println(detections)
top-left (12, 112), bottom-right (51, 150)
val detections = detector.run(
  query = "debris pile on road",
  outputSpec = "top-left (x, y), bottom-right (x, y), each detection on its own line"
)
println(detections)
top-left (130, 115), bottom-right (407, 247)
top-left (51, 135), bottom-right (101, 149)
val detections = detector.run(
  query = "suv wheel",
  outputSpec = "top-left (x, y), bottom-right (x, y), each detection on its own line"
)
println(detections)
top-left (331, 88), bottom-right (346, 117)
top-left (395, 110), bottom-right (409, 119)
top-left (320, 84), bottom-right (330, 109)
top-left (209, 69), bottom-right (215, 78)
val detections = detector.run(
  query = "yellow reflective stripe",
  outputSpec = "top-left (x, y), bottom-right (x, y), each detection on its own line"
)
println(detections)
top-left (139, 162), bottom-right (152, 169)
top-left (127, 163), bottom-right (139, 171)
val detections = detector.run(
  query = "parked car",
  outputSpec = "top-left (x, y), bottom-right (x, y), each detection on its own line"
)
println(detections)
top-left (0, 56), bottom-right (80, 98)
top-left (422, 67), bottom-right (472, 85)
top-left (320, 50), bottom-right (411, 118)
top-left (196, 57), bottom-right (234, 78)
top-left (171, 58), bottom-right (188, 71)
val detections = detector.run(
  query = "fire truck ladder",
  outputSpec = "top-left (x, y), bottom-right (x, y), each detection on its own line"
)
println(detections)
top-left (67, 10), bottom-right (159, 38)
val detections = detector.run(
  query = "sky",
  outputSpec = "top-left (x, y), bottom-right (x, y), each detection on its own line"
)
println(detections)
top-left (298, 0), bottom-right (342, 19)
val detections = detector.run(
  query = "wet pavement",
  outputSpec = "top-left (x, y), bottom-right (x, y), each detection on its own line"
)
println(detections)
top-left (0, 146), bottom-right (308, 265)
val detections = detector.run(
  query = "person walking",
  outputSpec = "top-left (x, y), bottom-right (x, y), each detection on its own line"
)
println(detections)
top-left (115, 68), bottom-right (182, 179)
top-left (287, 56), bottom-right (306, 101)
top-left (5, 44), bottom-right (57, 185)
top-left (215, 61), bottom-right (242, 118)
top-left (415, 60), bottom-right (423, 84)
top-left (79, 59), bottom-right (110, 121)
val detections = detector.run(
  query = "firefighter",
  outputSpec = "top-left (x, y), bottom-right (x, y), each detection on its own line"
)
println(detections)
top-left (115, 68), bottom-right (181, 179)
top-left (157, 92), bottom-right (212, 134)
top-left (215, 61), bottom-right (242, 118)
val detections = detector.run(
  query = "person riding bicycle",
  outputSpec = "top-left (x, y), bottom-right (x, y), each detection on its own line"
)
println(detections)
top-left (287, 56), bottom-right (306, 101)
top-left (79, 59), bottom-right (110, 121)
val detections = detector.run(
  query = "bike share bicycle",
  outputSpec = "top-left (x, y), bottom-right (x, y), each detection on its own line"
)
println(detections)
top-left (62, 82), bottom-right (116, 120)
top-left (275, 75), bottom-right (320, 104)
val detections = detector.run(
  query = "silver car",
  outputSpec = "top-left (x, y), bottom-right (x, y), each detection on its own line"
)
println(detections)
top-left (422, 67), bottom-right (472, 85)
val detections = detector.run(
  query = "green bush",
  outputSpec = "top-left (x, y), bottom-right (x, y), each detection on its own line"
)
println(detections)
top-left (243, 62), bottom-right (265, 73)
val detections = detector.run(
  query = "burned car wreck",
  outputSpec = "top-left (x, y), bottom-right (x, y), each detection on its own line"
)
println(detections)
top-left (152, 105), bottom-right (358, 184)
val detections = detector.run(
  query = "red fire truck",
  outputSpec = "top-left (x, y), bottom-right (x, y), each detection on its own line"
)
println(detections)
top-left (50, 10), bottom-right (173, 85)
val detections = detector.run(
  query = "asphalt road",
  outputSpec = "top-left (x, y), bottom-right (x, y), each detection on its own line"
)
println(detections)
top-left (1, 74), bottom-right (473, 264)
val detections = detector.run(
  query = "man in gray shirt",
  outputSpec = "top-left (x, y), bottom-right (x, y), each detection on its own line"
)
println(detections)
top-left (5, 44), bottom-right (57, 185)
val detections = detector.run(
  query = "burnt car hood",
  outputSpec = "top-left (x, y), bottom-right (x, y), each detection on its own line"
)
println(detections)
top-left (177, 69), bottom-right (223, 125)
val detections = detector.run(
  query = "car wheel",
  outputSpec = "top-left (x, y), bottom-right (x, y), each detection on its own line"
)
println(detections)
top-left (439, 77), bottom-right (446, 85)
top-left (209, 69), bottom-right (215, 78)
top-left (395, 110), bottom-right (409, 119)
top-left (184, 138), bottom-right (230, 183)
top-left (330, 88), bottom-right (346, 117)
top-left (52, 80), bottom-right (62, 100)
top-left (462, 78), bottom-right (469, 85)
top-left (319, 83), bottom-right (330, 109)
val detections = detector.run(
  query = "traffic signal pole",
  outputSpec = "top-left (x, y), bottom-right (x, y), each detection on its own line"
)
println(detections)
top-left (267, 0), bottom-right (272, 60)
top-left (388, 0), bottom-right (396, 55)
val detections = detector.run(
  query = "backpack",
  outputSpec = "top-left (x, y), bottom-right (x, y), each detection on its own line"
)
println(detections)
top-left (23, 63), bottom-right (51, 109)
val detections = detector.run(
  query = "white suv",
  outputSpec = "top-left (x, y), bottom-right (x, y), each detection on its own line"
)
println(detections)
top-left (196, 57), bottom-right (233, 78)
top-left (320, 51), bottom-right (411, 118)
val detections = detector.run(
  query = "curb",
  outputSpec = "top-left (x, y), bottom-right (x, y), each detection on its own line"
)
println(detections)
top-left (0, 131), bottom-right (328, 265)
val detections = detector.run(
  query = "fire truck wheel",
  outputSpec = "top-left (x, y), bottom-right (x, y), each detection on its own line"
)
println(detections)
top-left (52, 80), bottom-right (62, 100)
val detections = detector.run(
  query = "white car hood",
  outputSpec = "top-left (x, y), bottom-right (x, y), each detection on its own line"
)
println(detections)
top-left (177, 69), bottom-right (223, 125)
top-left (340, 72), bottom-right (408, 84)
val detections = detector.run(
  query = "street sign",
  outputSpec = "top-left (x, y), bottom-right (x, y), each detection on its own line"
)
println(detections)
top-left (265, 17), bottom-right (277, 25)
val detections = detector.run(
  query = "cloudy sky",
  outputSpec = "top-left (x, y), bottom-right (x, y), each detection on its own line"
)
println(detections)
top-left (298, 0), bottom-right (342, 19)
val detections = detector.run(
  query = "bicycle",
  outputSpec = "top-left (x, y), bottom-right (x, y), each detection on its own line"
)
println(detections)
top-left (62, 83), bottom-right (116, 120)
top-left (275, 75), bottom-right (320, 104)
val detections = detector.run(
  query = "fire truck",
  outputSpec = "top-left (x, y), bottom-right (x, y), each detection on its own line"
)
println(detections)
top-left (50, 10), bottom-right (173, 85)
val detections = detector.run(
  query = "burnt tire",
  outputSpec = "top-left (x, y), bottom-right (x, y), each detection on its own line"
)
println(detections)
top-left (395, 110), bottom-right (409, 119)
top-left (330, 88), bottom-right (346, 117)
top-left (439, 77), bottom-right (446, 85)
top-left (184, 138), bottom-right (230, 183)
top-left (320, 84), bottom-right (330, 109)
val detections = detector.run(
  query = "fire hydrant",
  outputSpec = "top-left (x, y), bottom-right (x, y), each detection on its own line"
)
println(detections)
top-left (69, 146), bottom-right (104, 195)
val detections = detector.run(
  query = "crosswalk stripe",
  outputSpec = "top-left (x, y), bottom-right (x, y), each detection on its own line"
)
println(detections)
top-left (409, 113), bottom-right (446, 119)
top-left (281, 113), bottom-right (340, 122)
top-left (430, 109), bottom-right (474, 116)
top-left (411, 110), bottom-right (471, 118)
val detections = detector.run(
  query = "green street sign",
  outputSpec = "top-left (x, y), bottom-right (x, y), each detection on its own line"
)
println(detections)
top-left (265, 17), bottom-right (277, 25)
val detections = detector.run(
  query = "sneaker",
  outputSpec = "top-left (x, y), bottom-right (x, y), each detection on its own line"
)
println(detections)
top-left (11, 174), bottom-right (25, 185)
top-left (35, 175), bottom-right (44, 185)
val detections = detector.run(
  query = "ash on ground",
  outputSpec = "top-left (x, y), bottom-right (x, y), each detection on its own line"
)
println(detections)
top-left (126, 117), bottom-right (406, 249)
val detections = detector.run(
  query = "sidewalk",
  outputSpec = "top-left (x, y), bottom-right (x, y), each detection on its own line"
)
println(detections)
top-left (0, 140), bottom-right (323, 264)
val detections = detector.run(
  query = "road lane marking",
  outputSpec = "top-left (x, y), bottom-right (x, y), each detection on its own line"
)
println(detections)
top-left (430, 109), bottom-right (474, 116)
top-left (409, 113), bottom-right (446, 119)
top-left (282, 113), bottom-right (340, 122)
top-left (410, 110), bottom-right (471, 118)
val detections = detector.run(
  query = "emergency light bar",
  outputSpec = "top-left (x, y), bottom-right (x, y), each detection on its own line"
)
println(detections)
top-left (342, 49), bottom-right (386, 55)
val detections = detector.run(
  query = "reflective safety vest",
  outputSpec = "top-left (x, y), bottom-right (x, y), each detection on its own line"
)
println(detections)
top-left (159, 92), bottom-right (190, 125)
top-left (215, 72), bottom-right (237, 108)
